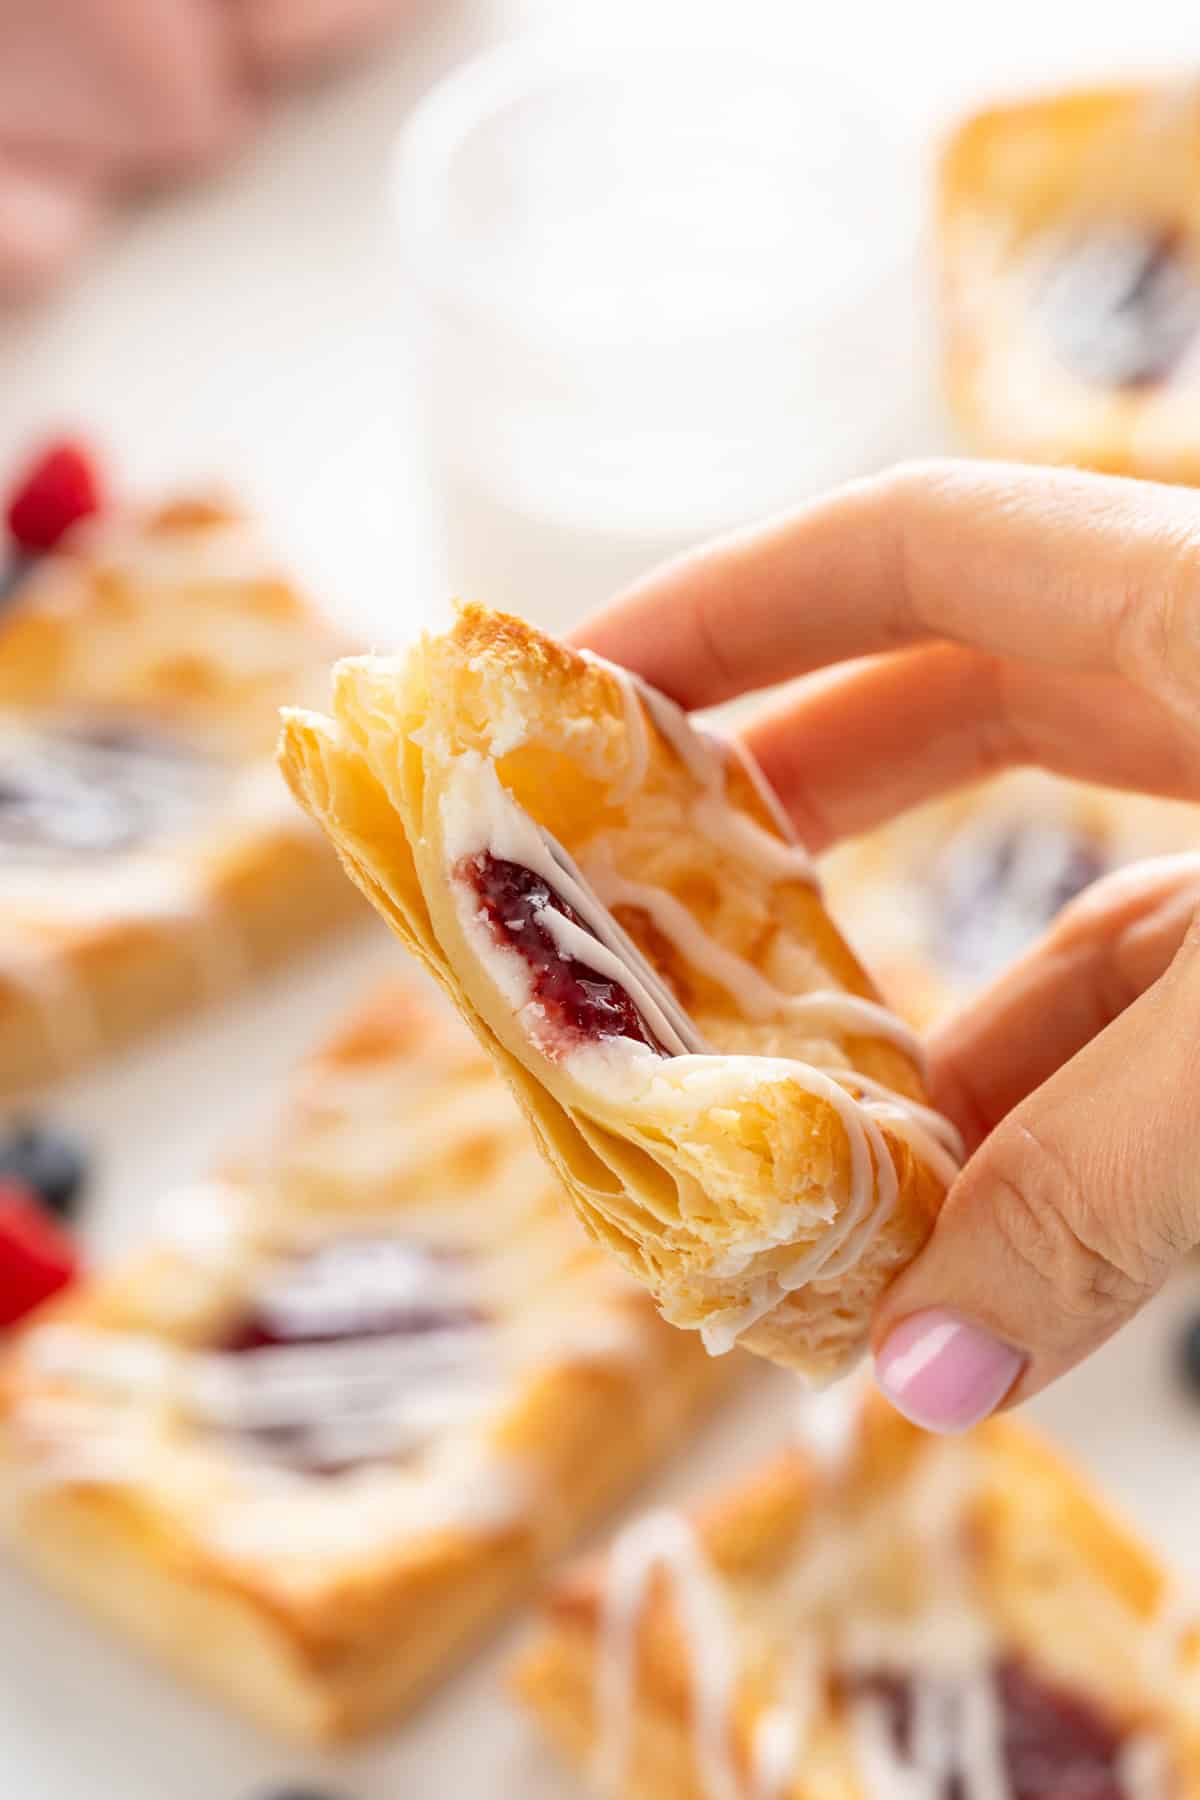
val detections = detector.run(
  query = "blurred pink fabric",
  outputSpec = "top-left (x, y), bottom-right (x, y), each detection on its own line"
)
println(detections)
top-left (0, 0), bottom-right (418, 298)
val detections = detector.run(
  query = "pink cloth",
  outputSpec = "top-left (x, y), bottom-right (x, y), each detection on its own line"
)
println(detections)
top-left (0, 0), bottom-right (417, 297)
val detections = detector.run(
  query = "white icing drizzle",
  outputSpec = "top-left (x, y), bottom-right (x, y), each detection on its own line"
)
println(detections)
top-left (588, 856), bottom-right (921, 1059)
top-left (585, 652), bottom-right (818, 886)
top-left (846, 1673), bottom-right (1012, 1800)
top-left (452, 658), bottom-right (964, 1349)
top-left (698, 1057), bottom-right (900, 1354)
top-left (792, 1369), bottom-right (868, 1474)
top-left (442, 754), bottom-right (707, 1059)
top-left (15, 1180), bottom-right (657, 1557)
top-left (1118, 1733), bottom-right (1171, 1800)
top-left (0, 715), bottom-right (294, 1073)
top-left (593, 1509), bottom-right (742, 1800)
top-left (591, 1429), bottom-right (1164, 1800)
top-left (747, 1642), bottom-right (820, 1800)
top-left (838, 1073), bottom-right (966, 1192)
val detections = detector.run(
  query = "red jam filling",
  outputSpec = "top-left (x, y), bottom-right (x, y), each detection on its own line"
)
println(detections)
top-left (460, 851), bottom-right (667, 1055)
top-left (846, 1660), bottom-right (1129, 1800)
top-left (1040, 225), bottom-right (1200, 389)
top-left (216, 1240), bottom-right (488, 1476)
top-left (220, 1239), bottom-right (485, 1352)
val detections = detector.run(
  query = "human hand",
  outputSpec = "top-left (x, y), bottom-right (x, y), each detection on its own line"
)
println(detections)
top-left (575, 459), bottom-right (1200, 1430)
top-left (0, 0), bottom-right (415, 298)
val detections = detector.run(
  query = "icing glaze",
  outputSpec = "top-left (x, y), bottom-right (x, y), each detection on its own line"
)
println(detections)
top-left (1038, 224), bottom-right (1200, 391)
top-left (0, 718), bottom-right (221, 865)
top-left (592, 1428), bottom-right (1161, 1800)
top-left (446, 663), bottom-right (963, 1352)
top-left (15, 1174), bottom-right (657, 1552)
top-left (0, 712), bottom-right (311, 1071)
top-left (594, 1509), bottom-right (742, 1800)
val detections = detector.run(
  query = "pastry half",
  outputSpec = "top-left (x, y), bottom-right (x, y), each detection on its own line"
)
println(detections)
top-left (0, 493), bottom-right (362, 1096)
top-left (824, 769), bottom-right (1200, 1027)
top-left (277, 606), bottom-right (961, 1381)
top-left (0, 983), bottom-right (730, 1743)
top-left (515, 1384), bottom-right (1200, 1797)
top-left (939, 81), bottom-right (1200, 479)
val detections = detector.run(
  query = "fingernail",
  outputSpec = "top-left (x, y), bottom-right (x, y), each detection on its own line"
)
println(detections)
top-left (874, 1308), bottom-right (1026, 1434)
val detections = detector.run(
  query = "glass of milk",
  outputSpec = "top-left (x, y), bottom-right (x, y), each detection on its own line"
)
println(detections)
top-left (395, 41), bottom-right (920, 632)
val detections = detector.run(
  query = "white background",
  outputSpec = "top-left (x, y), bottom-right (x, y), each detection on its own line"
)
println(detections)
top-left (2, 3), bottom-right (1200, 1796)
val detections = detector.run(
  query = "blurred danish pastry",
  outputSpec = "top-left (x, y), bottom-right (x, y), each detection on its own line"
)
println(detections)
top-left (0, 492), bottom-right (360, 1094)
top-left (515, 1384), bottom-right (1200, 1797)
top-left (0, 983), bottom-right (729, 1742)
top-left (940, 80), bottom-right (1200, 480)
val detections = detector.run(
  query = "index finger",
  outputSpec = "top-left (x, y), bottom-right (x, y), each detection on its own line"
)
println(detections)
top-left (573, 460), bottom-right (1200, 712)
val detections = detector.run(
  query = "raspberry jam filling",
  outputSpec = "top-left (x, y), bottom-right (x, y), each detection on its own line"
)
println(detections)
top-left (460, 851), bottom-right (667, 1055)
top-left (0, 720), bottom-right (217, 861)
top-left (216, 1239), bottom-right (489, 1476)
top-left (933, 822), bottom-right (1107, 983)
top-left (221, 1239), bottom-right (485, 1352)
top-left (846, 1660), bottom-right (1129, 1799)
top-left (1039, 225), bottom-right (1200, 389)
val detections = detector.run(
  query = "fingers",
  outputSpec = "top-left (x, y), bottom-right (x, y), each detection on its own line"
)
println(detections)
top-left (931, 854), bottom-right (1200, 1151)
top-left (0, 157), bottom-right (108, 300)
top-left (576, 460), bottom-right (1200, 713)
top-left (239, 0), bottom-right (418, 81)
top-left (872, 898), bottom-right (1200, 1429)
top-left (740, 645), bottom-right (1200, 851)
top-left (0, 0), bottom-right (250, 178)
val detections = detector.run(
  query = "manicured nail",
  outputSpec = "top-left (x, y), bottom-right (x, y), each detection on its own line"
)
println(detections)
top-left (874, 1308), bottom-right (1026, 1434)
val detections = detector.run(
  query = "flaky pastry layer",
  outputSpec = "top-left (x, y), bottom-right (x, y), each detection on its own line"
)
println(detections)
top-left (277, 609), bottom-right (958, 1380)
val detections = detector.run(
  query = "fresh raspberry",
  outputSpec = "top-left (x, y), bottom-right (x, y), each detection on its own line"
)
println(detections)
top-left (6, 439), bottom-right (104, 555)
top-left (0, 1181), bottom-right (79, 1328)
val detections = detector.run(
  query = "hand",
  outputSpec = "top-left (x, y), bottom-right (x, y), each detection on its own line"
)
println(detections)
top-left (575, 459), bottom-right (1200, 1431)
top-left (0, 0), bottom-right (415, 299)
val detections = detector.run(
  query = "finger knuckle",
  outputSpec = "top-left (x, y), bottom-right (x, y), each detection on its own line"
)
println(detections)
top-left (1117, 519), bottom-right (1200, 716)
top-left (982, 1122), bottom-right (1160, 1325)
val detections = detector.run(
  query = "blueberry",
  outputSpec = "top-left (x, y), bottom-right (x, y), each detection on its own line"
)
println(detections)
top-left (256, 1789), bottom-right (347, 1800)
top-left (1178, 1313), bottom-right (1200, 1399)
top-left (0, 1121), bottom-right (87, 1219)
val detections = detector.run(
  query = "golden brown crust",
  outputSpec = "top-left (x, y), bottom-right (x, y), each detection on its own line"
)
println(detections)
top-left (0, 982), bottom-right (733, 1742)
top-left (278, 606), bottom-right (954, 1380)
top-left (938, 81), bottom-right (1200, 480)
top-left (515, 1391), bottom-right (1200, 1797)
top-left (0, 493), bottom-right (362, 1096)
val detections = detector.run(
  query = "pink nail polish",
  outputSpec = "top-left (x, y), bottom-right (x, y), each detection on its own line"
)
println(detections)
top-left (874, 1308), bottom-right (1026, 1435)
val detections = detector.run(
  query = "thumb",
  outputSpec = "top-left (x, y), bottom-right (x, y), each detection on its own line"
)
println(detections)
top-left (871, 913), bottom-right (1200, 1433)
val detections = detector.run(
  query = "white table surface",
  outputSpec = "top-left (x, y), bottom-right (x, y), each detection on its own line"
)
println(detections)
top-left (2, 4), bottom-right (1200, 1796)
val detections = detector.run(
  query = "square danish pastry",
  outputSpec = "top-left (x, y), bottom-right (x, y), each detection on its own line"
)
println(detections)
top-left (0, 983), bottom-right (730, 1743)
top-left (516, 1384), bottom-right (1200, 1798)
top-left (824, 769), bottom-right (1200, 1028)
top-left (939, 81), bottom-right (1200, 480)
top-left (0, 492), bottom-right (362, 1096)
top-left (278, 608), bottom-right (961, 1383)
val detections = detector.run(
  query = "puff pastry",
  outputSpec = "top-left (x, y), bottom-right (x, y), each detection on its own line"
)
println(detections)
top-left (0, 493), bottom-right (362, 1096)
top-left (0, 982), bottom-right (731, 1743)
top-left (515, 1382), bottom-right (1200, 1797)
top-left (940, 81), bottom-right (1200, 479)
top-left (824, 769), bottom-right (1200, 1028)
top-left (277, 607), bottom-right (961, 1382)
